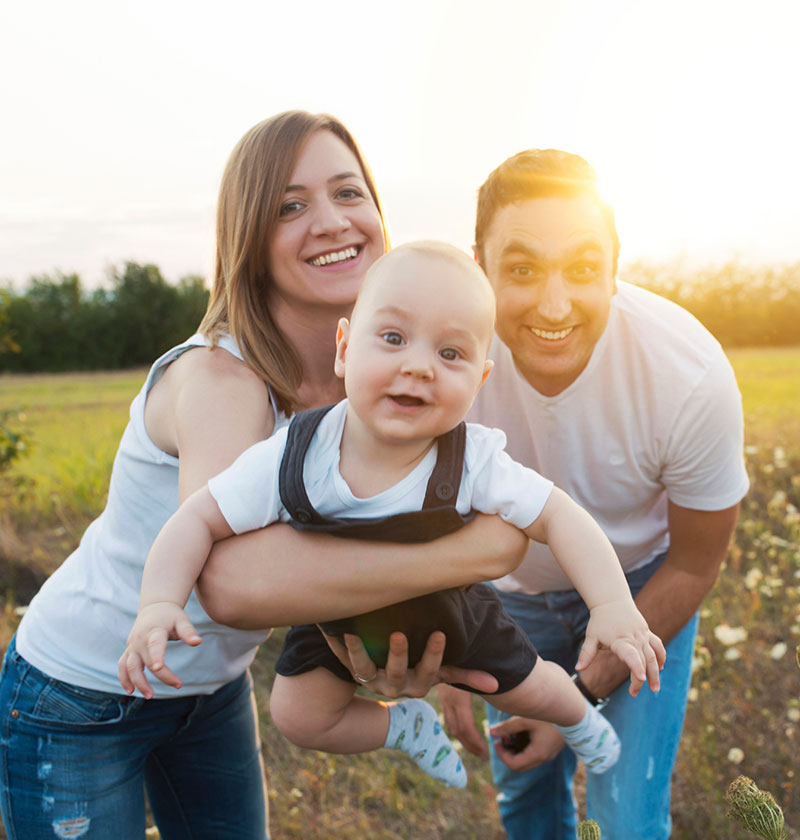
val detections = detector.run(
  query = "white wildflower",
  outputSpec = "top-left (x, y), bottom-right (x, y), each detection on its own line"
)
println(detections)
top-left (728, 747), bottom-right (745, 764)
top-left (715, 623), bottom-right (748, 646)
top-left (745, 568), bottom-right (763, 590)
top-left (769, 642), bottom-right (788, 660)
top-left (725, 648), bottom-right (742, 661)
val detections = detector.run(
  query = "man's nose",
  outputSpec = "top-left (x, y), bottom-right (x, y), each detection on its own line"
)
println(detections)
top-left (310, 199), bottom-right (351, 237)
top-left (537, 274), bottom-right (572, 323)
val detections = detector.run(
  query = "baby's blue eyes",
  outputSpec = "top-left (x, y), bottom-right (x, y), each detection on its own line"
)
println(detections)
top-left (380, 334), bottom-right (461, 361)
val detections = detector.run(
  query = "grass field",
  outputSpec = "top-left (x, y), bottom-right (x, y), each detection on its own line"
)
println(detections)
top-left (1, 346), bottom-right (799, 838)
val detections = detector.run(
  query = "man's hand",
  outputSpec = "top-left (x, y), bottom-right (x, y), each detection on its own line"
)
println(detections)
top-left (577, 599), bottom-right (666, 696)
top-left (117, 602), bottom-right (201, 699)
top-left (322, 630), bottom-right (500, 699)
top-left (489, 717), bottom-right (566, 772)
top-left (437, 683), bottom-right (489, 758)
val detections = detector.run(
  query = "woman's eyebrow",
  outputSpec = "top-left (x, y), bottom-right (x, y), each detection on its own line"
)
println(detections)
top-left (284, 172), bottom-right (363, 193)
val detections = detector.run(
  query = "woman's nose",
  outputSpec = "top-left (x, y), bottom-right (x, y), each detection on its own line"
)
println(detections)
top-left (310, 200), bottom-right (351, 237)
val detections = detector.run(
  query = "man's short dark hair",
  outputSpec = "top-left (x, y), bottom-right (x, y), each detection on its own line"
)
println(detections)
top-left (474, 149), bottom-right (620, 272)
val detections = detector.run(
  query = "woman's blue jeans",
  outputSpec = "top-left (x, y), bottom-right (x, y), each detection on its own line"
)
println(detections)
top-left (485, 554), bottom-right (698, 840)
top-left (0, 636), bottom-right (269, 839)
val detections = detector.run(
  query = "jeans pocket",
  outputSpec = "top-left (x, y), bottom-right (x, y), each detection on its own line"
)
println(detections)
top-left (15, 670), bottom-right (126, 729)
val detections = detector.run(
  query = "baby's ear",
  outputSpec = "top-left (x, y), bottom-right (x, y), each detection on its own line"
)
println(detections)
top-left (479, 358), bottom-right (493, 388)
top-left (334, 318), bottom-right (350, 379)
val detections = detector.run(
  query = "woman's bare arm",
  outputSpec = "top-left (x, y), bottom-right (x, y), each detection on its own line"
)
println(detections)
top-left (196, 514), bottom-right (528, 629)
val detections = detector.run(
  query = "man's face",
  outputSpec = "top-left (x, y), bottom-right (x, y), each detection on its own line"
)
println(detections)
top-left (480, 195), bottom-right (617, 396)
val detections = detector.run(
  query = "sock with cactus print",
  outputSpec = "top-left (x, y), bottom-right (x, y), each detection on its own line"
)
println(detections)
top-left (384, 698), bottom-right (466, 788)
top-left (555, 700), bottom-right (620, 774)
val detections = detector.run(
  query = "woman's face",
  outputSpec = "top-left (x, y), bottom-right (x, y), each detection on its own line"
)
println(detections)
top-left (268, 130), bottom-right (385, 316)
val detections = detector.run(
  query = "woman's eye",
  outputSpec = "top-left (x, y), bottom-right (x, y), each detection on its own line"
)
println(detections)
top-left (440, 348), bottom-right (460, 361)
top-left (383, 332), bottom-right (404, 346)
top-left (337, 187), bottom-right (364, 201)
top-left (279, 200), bottom-right (304, 217)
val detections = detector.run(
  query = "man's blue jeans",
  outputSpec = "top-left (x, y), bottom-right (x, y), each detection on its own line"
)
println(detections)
top-left (0, 636), bottom-right (269, 839)
top-left (485, 554), bottom-right (697, 840)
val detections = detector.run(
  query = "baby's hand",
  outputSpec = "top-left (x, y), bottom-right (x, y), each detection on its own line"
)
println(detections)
top-left (117, 602), bottom-right (201, 699)
top-left (577, 600), bottom-right (666, 696)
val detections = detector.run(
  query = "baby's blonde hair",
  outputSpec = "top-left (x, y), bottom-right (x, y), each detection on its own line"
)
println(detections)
top-left (352, 241), bottom-right (496, 346)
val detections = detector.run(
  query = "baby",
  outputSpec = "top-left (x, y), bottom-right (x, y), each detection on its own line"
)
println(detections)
top-left (120, 242), bottom-right (665, 788)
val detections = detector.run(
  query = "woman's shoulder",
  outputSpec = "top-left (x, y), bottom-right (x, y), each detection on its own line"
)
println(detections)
top-left (146, 337), bottom-right (276, 461)
top-left (167, 340), bottom-right (267, 401)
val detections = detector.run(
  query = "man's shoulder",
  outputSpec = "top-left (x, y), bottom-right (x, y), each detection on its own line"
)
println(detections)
top-left (611, 281), bottom-right (724, 368)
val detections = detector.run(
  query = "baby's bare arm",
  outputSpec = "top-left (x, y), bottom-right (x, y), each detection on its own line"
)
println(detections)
top-left (525, 488), bottom-right (665, 693)
top-left (118, 488), bottom-right (234, 697)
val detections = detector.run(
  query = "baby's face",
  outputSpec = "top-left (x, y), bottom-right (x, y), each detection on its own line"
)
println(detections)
top-left (335, 250), bottom-right (494, 448)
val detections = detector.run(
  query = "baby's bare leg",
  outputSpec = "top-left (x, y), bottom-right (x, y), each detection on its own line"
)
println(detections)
top-left (270, 669), bottom-right (388, 753)
top-left (486, 658), bottom-right (585, 724)
top-left (270, 669), bottom-right (467, 787)
top-left (484, 658), bottom-right (620, 774)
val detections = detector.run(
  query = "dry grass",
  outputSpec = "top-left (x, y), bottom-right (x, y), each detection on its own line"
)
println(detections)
top-left (1, 347), bottom-right (799, 838)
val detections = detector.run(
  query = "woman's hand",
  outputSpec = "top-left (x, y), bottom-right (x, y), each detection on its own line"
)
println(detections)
top-left (322, 630), bottom-right (500, 699)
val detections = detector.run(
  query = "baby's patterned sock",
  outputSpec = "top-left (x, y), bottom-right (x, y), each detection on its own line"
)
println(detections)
top-left (555, 700), bottom-right (621, 774)
top-left (385, 698), bottom-right (466, 788)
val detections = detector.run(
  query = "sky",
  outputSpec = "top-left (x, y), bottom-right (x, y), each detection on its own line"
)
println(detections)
top-left (2, 0), bottom-right (799, 289)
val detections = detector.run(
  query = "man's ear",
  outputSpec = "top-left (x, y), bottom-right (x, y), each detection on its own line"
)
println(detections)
top-left (334, 318), bottom-right (350, 379)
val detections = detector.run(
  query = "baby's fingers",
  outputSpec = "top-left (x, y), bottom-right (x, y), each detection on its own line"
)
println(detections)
top-left (645, 633), bottom-right (666, 692)
top-left (175, 614), bottom-right (201, 647)
top-left (146, 628), bottom-right (169, 673)
top-left (575, 635), bottom-right (598, 672)
top-left (610, 640), bottom-right (647, 694)
top-left (119, 650), bottom-right (154, 699)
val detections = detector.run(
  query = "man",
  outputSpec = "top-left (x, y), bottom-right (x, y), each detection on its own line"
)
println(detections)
top-left (437, 149), bottom-right (749, 839)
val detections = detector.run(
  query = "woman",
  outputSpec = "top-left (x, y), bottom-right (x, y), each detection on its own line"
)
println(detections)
top-left (0, 111), bottom-right (525, 839)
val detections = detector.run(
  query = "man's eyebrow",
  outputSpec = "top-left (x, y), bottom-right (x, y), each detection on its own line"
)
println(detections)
top-left (499, 239), bottom-right (541, 260)
top-left (284, 171), bottom-right (363, 193)
top-left (500, 237), bottom-right (605, 260)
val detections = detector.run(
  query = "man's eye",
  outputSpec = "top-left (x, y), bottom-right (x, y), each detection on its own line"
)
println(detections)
top-left (440, 348), bottom-right (460, 361)
top-left (279, 200), bottom-right (304, 217)
top-left (510, 264), bottom-right (541, 280)
top-left (568, 263), bottom-right (599, 281)
top-left (383, 332), bottom-right (404, 345)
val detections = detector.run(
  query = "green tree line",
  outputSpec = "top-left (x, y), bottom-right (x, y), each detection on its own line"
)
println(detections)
top-left (623, 260), bottom-right (800, 348)
top-left (0, 263), bottom-right (209, 372)
top-left (1, 259), bottom-right (799, 374)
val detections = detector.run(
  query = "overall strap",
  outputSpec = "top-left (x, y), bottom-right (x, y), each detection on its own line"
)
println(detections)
top-left (278, 406), bottom-right (475, 542)
top-left (278, 404), bottom-right (337, 527)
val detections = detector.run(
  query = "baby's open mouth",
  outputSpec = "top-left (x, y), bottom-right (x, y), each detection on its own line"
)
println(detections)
top-left (391, 395), bottom-right (425, 406)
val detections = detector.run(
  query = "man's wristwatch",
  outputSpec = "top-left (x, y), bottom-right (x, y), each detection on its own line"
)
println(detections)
top-left (572, 672), bottom-right (609, 710)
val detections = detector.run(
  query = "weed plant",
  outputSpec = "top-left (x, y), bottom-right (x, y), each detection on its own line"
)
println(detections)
top-left (0, 348), bottom-right (798, 838)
